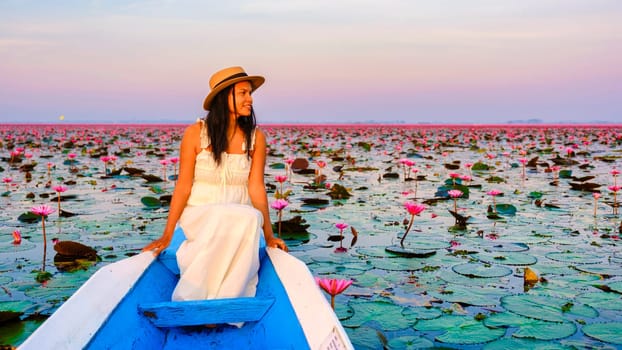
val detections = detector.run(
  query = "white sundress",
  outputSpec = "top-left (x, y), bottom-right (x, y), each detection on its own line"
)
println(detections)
top-left (172, 120), bottom-right (263, 304)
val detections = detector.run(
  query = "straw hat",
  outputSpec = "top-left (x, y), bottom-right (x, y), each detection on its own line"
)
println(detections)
top-left (202, 66), bottom-right (265, 111)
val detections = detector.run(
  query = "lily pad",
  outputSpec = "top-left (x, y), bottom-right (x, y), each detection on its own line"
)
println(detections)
top-left (573, 265), bottom-right (622, 277)
top-left (384, 246), bottom-right (436, 258)
top-left (494, 204), bottom-right (517, 215)
top-left (582, 322), bottom-right (622, 344)
top-left (428, 284), bottom-right (506, 306)
top-left (484, 338), bottom-right (573, 350)
top-left (401, 306), bottom-right (442, 321)
top-left (140, 196), bottom-right (161, 208)
top-left (387, 336), bottom-right (434, 349)
top-left (414, 314), bottom-right (505, 344)
top-left (452, 262), bottom-right (513, 278)
top-left (484, 312), bottom-right (576, 340)
top-left (342, 300), bottom-right (409, 331)
top-left (477, 252), bottom-right (537, 266)
top-left (545, 251), bottom-right (603, 264)
top-left (500, 294), bottom-right (598, 322)
top-left (576, 292), bottom-right (622, 311)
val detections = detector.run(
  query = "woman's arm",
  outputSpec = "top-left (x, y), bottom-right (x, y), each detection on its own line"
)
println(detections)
top-left (143, 123), bottom-right (199, 255)
top-left (248, 128), bottom-right (288, 251)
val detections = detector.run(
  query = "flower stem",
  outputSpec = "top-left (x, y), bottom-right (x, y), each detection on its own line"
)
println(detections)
top-left (400, 214), bottom-right (415, 247)
top-left (41, 218), bottom-right (47, 272)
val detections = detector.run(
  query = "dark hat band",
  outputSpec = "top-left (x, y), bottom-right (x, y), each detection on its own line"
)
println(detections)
top-left (213, 72), bottom-right (249, 89)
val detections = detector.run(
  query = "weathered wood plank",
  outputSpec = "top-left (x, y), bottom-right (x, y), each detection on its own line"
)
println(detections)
top-left (138, 297), bottom-right (275, 327)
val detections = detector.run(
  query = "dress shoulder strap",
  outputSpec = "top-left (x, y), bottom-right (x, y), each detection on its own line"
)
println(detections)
top-left (197, 119), bottom-right (211, 149)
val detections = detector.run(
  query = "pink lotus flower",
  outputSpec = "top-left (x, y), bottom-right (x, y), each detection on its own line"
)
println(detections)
top-left (12, 229), bottom-right (21, 245)
top-left (316, 160), bottom-right (327, 168)
top-left (487, 190), bottom-right (501, 214)
top-left (31, 204), bottom-right (55, 217)
top-left (271, 199), bottom-right (289, 238)
top-left (275, 175), bottom-right (288, 183)
top-left (31, 204), bottom-right (54, 272)
top-left (447, 189), bottom-right (463, 198)
top-left (447, 189), bottom-right (463, 212)
top-left (401, 202), bottom-right (425, 247)
top-left (54, 185), bottom-right (68, 215)
top-left (487, 189), bottom-right (502, 196)
top-left (2, 177), bottom-right (11, 191)
top-left (315, 277), bottom-right (353, 309)
top-left (334, 223), bottom-right (349, 253)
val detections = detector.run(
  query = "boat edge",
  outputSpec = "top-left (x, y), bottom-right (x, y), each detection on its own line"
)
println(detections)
top-left (18, 252), bottom-right (156, 350)
top-left (266, 247), bottom-right (354, 350)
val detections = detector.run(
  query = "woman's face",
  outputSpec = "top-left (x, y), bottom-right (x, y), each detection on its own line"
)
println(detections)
top-left (228, 81), bottom-right (253, 117)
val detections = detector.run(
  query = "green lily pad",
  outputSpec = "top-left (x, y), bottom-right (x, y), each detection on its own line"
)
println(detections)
top-left (401, 306), bottom-right (442, 321)
top-left (481, 242), bottom-right (530, 252)
top-left (384, 246), bottom-right (437, 258)
top-left (414, 314), bottom-right (505, 344)
top-left (269, 163), bottom-right (285, 169)
top-left (346, 326), bottom-right (384, 350)
top-left (477, 252), bottom-right (537, 266)
top-left (18, 212), bottom-right (41, 223)
top-left (484, 312), bottom-right (576, 340)
top-left (452, 262), bottom-right (513, 278)
top-left (387, 336), bottom-right (434, 349)
top-left (545, 251), bottom-right (603, 264)
top-left (582, 322), bottom-right (622, 344)
top-left (574, 264), bottom-right (622, 276)
top-left (140, 196), bottom-right (161, 208)
top-left (372, 258), bottom-right (426, 271)
top-left (576, 292), bottom-right (622, 311)
top-left (484, 338), bottom-right (573, 350)
top-left (607, 281), bottom-right (622, 293)
top-left (501, 294), bottom-right (598, 322)
top-left (428, 284), bottom-right (506, 306)
top-left (0, 300), bottom-right (37, 322)
top-left (494, 204), bottom-right (517, 215)
top-left (342, 300), bottom-right (408, 331)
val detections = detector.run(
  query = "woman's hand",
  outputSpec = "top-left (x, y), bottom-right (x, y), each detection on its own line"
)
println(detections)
top-left (266, 237), bottom-right (288, 252)
top-left (142, 235), bottom-right (172, 256)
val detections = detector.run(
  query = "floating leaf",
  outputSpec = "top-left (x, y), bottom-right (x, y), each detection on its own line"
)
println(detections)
top-left (545, 252), bottom-right (603, 264)
top-left (387, 336), bottom-right (434, 349)
top-left (483, 338), bottom-right (573, 349)
top-left (576, 292), bottom-right (622, 311)
top-left (477, 252), bottom-right (537, 266)
top-left (494, 204), bottom-right (517, 215)
top-left (429, 284), bottom-right (506, 306)
top-left (500, 294), bottom-right (598, 322)
top-left (582, 322), bottom-right (622, 344)
top-left (342, 300), bottom-right (408, 330)
top-left (452, 262), bottom-right (513, 278)
top-left (414, 314), bottom-right (505, 344)
top-left (140, 196), bottom-right (161, 208)
top-left (484, 312), bottom-right (576, 340)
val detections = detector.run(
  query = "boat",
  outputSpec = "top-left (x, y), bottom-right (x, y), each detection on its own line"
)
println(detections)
top-left (19, 227), bottom-right (353, 349)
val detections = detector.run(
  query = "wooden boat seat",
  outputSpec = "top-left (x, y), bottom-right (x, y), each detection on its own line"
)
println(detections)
top-left (138, 296), bottom-right (276, 327)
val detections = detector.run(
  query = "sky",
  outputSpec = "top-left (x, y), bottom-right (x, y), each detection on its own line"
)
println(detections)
top-left (1, 0), bottom-right (621, 124)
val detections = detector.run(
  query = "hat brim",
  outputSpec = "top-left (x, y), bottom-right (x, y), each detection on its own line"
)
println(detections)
top-left (203, 75), bottom-right (265, 111)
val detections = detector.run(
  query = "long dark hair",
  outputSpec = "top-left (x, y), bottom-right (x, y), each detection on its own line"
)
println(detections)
top-left (204, 84), bottom-right (256, 165)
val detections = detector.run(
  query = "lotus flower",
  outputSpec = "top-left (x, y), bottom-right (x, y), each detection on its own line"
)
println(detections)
top-left (593, 192), bottom-right (601, 217)
top-left (401, 202), bottom-right (425, 247)
top-left (31, 204), bottom-right (55, 272)
top-left (315, 277), bottom-right (353, 309)
top-left (487, 190), bottom-right (502, 214)
top-left (334, 222), bottom-right (349, 253)
top-left (270, 199), bottom-right (289, 238)
top-left (447, 189), bottom-right (463, 213)
top-left (53, 185), bottom-right (68, 215)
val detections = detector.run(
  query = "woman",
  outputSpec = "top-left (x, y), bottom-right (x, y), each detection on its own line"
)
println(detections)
top-left (143, 66), bottom-right (287, 303)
